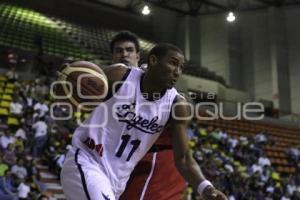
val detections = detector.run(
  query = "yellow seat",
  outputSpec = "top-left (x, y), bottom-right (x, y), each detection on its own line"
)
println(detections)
top-left (0, 88), bottom-right (3, 93)
top-left (7, 117), bottom-right (19, 126)
top-left (0, 108), bottom-right (8, 116)
top-left (0, 101), bottom-right (11, 108)
top-left (0, 82), bottom-right (5, 87)
top-left (5, 83), bottom-right (15, 89)
top-left (4, 88), bottom-right (14, 94)
top-left (0, 76), bottom-right (7, 82)
top-left (2, 94), bottom-right (12, 101)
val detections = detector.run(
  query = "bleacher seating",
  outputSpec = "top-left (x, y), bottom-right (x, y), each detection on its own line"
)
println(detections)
top-left (0, 2), bottom-right (228, 85)
top-left (0, 3), bottom-right (89, 60)
top-left (183, 63), bottom-right (227, 86)
top-left (197, 117), bottom-right (300, 174)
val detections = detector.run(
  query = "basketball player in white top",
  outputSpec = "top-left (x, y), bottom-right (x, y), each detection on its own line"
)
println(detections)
top-left (61, 43), bottom-right (227, 200)
top-left (110, 31), bottom-right (186, 200)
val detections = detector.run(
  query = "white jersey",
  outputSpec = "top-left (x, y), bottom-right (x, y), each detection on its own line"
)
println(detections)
top-left (72, 67), bottom-right (178, 198)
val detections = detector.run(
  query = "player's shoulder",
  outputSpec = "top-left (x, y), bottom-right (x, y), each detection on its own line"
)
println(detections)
top-left (169, 90), bottom-right (186, 104)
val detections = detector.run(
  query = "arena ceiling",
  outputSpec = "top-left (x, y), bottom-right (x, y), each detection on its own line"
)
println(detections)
top-left (87, 0), bottom-right (300, 15)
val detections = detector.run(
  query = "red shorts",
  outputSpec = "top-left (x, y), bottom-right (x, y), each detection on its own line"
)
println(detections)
top-left (120, 149), bottom-right (186, 200)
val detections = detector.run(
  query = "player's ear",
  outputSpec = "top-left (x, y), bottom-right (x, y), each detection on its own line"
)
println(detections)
top-left (149, 55), bottom-right (157, 66)
top-left (136, 52), bottom-right (140, 61)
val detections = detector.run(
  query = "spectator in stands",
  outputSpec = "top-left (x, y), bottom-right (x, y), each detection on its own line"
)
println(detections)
top-left (249, 138), bottom-right (262, 157)
top-left (5, 67), bottom-right (19, 83)
top-left (284, 176), bottom-right (297, 195)
top-left (224, 163), bottom-right (234, 174)
top-left (227, 137), bottom-right (238, 153)
top-left (239, 136), bottom-right (248, 146)
top-left (287, 146), bottom-right (300, 164)
top-left (258, 153), bottom-right (271, 167)
top-left (187, 122), bottom-right (197, 140)
top-left (0, 170), bottom-right (18, 200)
top-left (15, 125), bottom-right (27, 140)
top-left (23, 81), bottom-right (36, 99)
top-left (0, 156), bottom-right (9, 177)
top-left (0, 130), bottom-right (15, 150)
top-left (255, 131), bottom-right (268, 145)
top-left (9, 97), bottom-right (23, 117)
top-left (32, 172), bottom-right (47, 195)
top-left (209, 127), bottom-right (223, 141)
top-left (17, 178), bottom-right (30, 200)
top-left (23, 111), bottom-right (35, 131)
top-left (260, 166), bottom-right (271, 183)
top-left (14, 134), bottom-right (25, 150)
top-left (11, 158), bottom-right (27, 180)
top-left (3, 144), bottom-right (17, 166)
top-left (33, 101), bottom-right (49, 119)
top-left (34, 79), bottom-right (49, 99)
top-left (6, 50), bottom-right (18, 67)
top-left (281, 191), bottom-right (291, 200)
top-left (250, 162), bottom-right (263, 175)
top-left (218, 129), bottom-right (228, 140)
top-left (32, 117), bottom-right (48, 158)
top-left (22, 93), bottom-right (36, 112)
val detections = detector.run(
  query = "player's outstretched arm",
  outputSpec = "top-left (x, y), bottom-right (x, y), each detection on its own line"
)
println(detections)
top-left (169, 97), bottom-right (227, 200)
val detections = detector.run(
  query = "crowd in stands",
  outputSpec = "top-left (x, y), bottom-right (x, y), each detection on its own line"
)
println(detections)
top-left (0, 66), bottom-right (73, 200)
top-left (182, 121), bottom-right (300, 200)
top-left (0, 65), bottom-right (299, 200)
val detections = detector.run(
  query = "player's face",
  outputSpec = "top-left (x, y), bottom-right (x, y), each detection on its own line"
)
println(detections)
top-left (150, 50), bottom-right (184, 89)
top-left (112, 41), bottom-right (140, 67)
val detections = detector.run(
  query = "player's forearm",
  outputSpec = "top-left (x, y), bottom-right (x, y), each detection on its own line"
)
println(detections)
top-left (175, 150), bottom-right (206, 189)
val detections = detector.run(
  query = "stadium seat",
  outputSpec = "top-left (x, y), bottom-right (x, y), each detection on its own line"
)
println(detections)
top-left (5, 83), bottom-right (15, 89)
top-left (0, 100), bottom-right (10, 108)
top-left (0, 107), bottom-right (9, 116)
top-left (1, 94), bottom-right (12, 101)
top-left (7, 117), bottom-right (19, 126)
top-left (0, 75), bottom-right (7, 82)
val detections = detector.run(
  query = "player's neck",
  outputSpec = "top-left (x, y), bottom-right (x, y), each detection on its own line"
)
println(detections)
top-left (142, 73), bottom-right (166, 98)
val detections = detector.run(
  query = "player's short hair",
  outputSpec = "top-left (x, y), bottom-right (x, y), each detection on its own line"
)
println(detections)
top-left (148, 43), bottom-right (183, 62)
top-left (110, 30), bottom-right (140, 53)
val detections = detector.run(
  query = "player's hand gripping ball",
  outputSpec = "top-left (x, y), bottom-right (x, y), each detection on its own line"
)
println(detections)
top-left (54, 61), bottom-right (108, 112)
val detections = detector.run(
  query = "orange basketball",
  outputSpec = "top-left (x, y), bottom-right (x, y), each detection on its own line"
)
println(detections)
top-left (54, 61), bottom-right (108, 112)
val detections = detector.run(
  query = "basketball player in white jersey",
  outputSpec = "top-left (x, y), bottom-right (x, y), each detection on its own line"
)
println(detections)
top-left (60, 43), bottom-right (227, 200)
top-left (110, 31), bottom-right (187, 200)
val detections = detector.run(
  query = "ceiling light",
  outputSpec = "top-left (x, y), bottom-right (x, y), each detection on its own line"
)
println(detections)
top-left (226, 11), bottom-right (236, 22)
top-left (142, 5), bottom-right (150, 15)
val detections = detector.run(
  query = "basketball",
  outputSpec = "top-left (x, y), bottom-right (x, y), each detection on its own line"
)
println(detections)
top-left (54, 61), bottom-right (108, 112)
